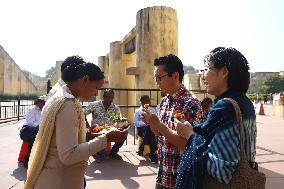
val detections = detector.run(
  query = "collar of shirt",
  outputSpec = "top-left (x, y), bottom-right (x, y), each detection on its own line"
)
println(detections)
top-left (167, 85), bottom-right (186, 100)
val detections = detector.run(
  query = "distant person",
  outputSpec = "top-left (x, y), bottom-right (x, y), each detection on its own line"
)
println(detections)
top-left (24, 56), bottom-right (126, 189)
top-left (134, 95), bottom-right (158, 163)
top-left (201, 97), bottom-right (213, 118)
top-left (19, 96), bottom-right (46, 168)
top-left (141, 54), bottom-right (203, 188)
top-left (257, 94), bottom-right (260, 103)
top-left (84, 89), bottom-right (128, 160)
top-left (263, 95), bottom-right (268, 104)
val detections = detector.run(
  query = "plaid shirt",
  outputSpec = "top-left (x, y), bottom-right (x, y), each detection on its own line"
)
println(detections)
top-left (156, 87), bottom-right (202, 188)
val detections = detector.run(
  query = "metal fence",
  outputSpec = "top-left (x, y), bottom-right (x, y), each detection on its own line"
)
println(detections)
top-left (0, 88), bottom-right (207, 145)
top-left (0, 99), bottom-right (34, 124)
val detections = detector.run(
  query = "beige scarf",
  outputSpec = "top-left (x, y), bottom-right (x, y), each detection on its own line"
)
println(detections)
top-left (24, 80), bottom-right (86, 189)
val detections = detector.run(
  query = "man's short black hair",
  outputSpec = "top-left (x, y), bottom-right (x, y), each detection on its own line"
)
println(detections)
top-left (140, 95), bottom-right (150, 102)
top-left (61, 55), bottom-right (105, 83)
top-left (103, 89), bottom-right (114, 96)
top-left (154, 54), bottom-right (184, 82)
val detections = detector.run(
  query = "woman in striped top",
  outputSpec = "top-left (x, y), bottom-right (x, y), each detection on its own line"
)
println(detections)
top-left (175, 47), bottom-right (257, 189)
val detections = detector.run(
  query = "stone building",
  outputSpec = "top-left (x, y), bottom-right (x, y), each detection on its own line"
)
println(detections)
top-left (50, 6), bottom-right (207, 122)
top-left (0, 45), bottom-right (39, 96)
top-left (249, 72), bottom-right (280, 93)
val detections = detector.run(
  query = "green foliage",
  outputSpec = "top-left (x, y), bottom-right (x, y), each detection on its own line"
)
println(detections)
top-left (247, 93), bottom-right (257, 101)
top-left (110, 113), bottom-right (122, 121)
top-left (184, 65), bottom-right (197, 73)
top-left (259, 85), bottom-right (269, 93)
top-left (22, 70), bottom-right (32, 77)
top-left (259, 75), bottom-right (284, 93)
top-left (247, 93), bottom-right (272, 101)
top-left (45, 66), bottom-right (55, 78)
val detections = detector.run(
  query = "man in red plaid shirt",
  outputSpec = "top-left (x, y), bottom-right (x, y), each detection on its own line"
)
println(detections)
top-left (142, 54), bottom-right (203, 188)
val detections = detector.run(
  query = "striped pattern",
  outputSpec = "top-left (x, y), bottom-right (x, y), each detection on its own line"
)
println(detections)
top-left (207, 115), bottom-right (256, 183)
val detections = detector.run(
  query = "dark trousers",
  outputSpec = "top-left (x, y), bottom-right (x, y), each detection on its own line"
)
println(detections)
top-left (137, 126), bottom-right (157, 155)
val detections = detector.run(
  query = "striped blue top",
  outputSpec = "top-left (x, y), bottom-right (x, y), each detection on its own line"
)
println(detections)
top-left (198, 90), bottom-right (257, 184)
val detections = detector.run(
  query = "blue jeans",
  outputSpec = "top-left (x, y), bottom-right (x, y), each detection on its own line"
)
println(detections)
top-left (110, 141), bottom-right (124, 156)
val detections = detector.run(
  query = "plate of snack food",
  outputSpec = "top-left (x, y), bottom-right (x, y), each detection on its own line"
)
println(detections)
top-left (90, 125), bottom-right (116, 134)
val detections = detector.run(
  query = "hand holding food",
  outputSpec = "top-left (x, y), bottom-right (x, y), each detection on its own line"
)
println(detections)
top-left (114, 121), bottom-right (131, 131)
top-left (176, 121), bottom-right (193, 139)
top-left (173, 112), bottom-right (184, 122)
top-left (141, 109), bottom-right (161, 135)
top-left (143, 103), bottom-right (150, 109)
top-left (106, 129), bottom-right (127, 142)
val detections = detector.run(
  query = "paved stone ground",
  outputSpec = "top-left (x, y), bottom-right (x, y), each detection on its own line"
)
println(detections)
top-left (0, 104), bottom-right (283, 189)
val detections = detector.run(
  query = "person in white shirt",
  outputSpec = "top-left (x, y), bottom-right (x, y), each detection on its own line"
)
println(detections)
top-left (24, 97), bottom-right (45, 127)
top-left (134, 95), bottom-right (158, 163)
top-left (20, 96), bottom-right (46, 167)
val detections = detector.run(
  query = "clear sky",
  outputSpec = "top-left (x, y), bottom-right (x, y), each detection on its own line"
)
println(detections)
top-left (1, 0), bottom-right (283, 77)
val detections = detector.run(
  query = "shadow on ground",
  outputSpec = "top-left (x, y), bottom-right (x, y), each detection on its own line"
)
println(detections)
top-left (85, 158), bottom-right (157, 189)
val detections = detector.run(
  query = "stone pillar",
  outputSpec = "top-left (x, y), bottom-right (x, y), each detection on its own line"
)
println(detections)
top-left (108, 41), bottom-right (127, 117)
top-left (51, 61), bottom-right (62, 86)
top-left (136, 6), bottom-right (178, 104)
top-left (98, 55), bottom-right (110, 99)
top-left (121, 53), bottom-right (136, 123)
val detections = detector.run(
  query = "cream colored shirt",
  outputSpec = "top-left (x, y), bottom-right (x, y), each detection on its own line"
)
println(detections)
top-left (33, 100), bottom-right (107, 189)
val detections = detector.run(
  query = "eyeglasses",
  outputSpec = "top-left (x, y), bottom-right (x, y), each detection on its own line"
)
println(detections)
top-left (199, 67), bottom-right (216, 73)
top-left (153, 74), bottom-right (168, 82)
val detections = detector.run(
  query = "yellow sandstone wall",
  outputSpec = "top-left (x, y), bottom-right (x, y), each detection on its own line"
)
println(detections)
top-left (0, 45), bottom-right (38, 96)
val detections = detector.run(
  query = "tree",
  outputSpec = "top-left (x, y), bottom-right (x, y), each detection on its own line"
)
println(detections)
top-left (259, 75), bottom-right (284, 93)
top-left (22, 70), bottom-right (32, 77)
top-left (183, 65), bottom-right (197, 73)
top-left (45, 66), bottom-right (55, 78)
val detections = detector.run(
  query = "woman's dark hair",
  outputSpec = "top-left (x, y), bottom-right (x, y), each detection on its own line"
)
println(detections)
top-left (61, 55), bottom-right (105, 83)
top-left (204, 47), bottom-right (250, 93)
top-left (154, 54), bottom-right (184, 82)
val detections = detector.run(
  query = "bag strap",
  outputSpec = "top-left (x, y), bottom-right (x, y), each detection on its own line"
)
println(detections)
top-left (223, 98), bottom-right (248, 163)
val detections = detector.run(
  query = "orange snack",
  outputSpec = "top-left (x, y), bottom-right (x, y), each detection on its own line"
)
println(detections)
top-left (91, 125), bottom-right (113, 133)
top-left (143, 104), bottom-right (150, 109)
top-left (173, 112), bottom-right (184, 121)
